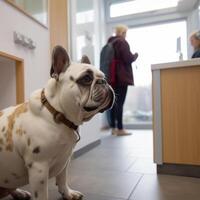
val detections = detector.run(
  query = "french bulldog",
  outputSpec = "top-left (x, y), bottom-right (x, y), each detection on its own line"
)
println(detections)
top-left (0, 46), bottom-right (114, 200)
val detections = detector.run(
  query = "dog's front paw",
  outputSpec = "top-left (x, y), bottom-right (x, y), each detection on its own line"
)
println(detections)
top-left (11, 189), bottom-right (31, 200)
top-left (61, 188), bottom-right (83, 200)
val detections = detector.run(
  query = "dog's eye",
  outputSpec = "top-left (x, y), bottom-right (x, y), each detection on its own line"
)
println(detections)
top-left (77, 74), bottom-right (93, 85)
top-left (83, 75), bottom-right (92, 83)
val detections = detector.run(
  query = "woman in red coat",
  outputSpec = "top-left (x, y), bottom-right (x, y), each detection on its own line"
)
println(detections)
top-left (108, 25), bottom-right (138, 136)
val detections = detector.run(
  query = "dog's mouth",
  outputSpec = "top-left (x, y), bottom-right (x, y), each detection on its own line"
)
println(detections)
top-left (83, 106), bottom-right (98, 112)
top-left (99, 88), bottom-right (114, 113)
top-left (83, 86), bottom-right (115, 113)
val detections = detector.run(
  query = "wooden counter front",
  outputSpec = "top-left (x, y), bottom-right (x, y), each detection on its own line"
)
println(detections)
top-left (161, 66), bottom-right (200, 165)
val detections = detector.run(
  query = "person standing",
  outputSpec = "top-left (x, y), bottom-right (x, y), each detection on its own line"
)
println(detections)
top-left (108, 25), bottom-right (138, 136)
top-left (190, 31), bottom-right (200, 58)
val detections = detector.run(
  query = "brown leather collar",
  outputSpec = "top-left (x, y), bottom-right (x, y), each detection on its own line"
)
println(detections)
top-left (41, 89), bottom-right (79, 132)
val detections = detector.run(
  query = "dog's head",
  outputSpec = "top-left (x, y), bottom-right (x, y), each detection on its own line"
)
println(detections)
top-left (48, 45), bottom-right (115, 125)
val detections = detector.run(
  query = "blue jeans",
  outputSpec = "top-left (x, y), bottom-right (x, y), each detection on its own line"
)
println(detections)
top-left (110, 85), bottom-right (128, 129)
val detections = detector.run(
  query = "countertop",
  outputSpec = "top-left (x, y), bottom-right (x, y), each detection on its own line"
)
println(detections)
top-left (151, 58), bottom-right (200, 71)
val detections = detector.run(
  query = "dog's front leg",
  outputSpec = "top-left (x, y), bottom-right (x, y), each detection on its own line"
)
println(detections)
top-left (56, 163), bottom-right (83, 200)
top-left (28, 162), bottom-right (49, 200)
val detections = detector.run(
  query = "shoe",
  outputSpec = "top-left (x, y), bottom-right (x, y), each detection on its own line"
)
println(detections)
top-left (101, 125), bottom-right (111, 131)
top-left (115, 129), bottom-right (132, 136)
top-left (111, 128), bottom-right (117, 135)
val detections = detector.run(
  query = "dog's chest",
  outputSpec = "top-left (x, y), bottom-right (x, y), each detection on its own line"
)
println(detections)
top-left (31, 125), bottom-right (77, 173)
top-left (44, 133), bottom-right (76, 178)
top-left (48, 139), bottom-right (76, 177)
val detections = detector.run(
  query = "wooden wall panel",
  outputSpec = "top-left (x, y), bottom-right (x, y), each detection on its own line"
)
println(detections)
top-left (161, 66), bottom-right (200, 165)
top-left (0, 51), bottom-right (24, 104)
top-left (16, 60), bottom-right (24, 104)
top-left (49, 0), bottom-right (68, 51)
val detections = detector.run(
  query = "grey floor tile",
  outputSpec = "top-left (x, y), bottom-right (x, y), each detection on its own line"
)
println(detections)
top-left (70, 153), bottom-right (137, 172)
top-left (81, 193), bottom-right (125, 200)
top-left (127, 148), bottom-right (153, 158)
top-left (84, 146), bottom-right (131, 157)
top-left (100, 131), bottom-right (152, 155)
top-left (129, 174), bottom-right (200, 200)
top-left (68, 170), bottom-right (142, 199)
top-left (49, 190), bottom-right (125, 200)
top-left (48, 179), bottom-right (127, 200)
top-left (29, 171), bottom-right (142, 200)
top-left (127, 158), bottom-right (156, 174)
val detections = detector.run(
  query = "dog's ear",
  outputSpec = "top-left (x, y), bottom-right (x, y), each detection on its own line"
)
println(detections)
top-left (50, 45), bottom-right (70, 79)
top-left (81, 55), bottom-right (91, 64)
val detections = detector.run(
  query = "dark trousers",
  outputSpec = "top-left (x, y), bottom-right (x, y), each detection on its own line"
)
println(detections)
top-left (110, 85), bottom-right (128, 129)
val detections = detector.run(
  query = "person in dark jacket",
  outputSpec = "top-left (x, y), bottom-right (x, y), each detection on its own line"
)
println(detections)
top-left (109, 25), bottom-right (138, 136)
top-left (190, 31), bottom-right (200, 58)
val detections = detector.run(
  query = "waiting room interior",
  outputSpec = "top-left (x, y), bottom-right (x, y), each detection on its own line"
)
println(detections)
top-left (1, 0), bottom-right (200, 200)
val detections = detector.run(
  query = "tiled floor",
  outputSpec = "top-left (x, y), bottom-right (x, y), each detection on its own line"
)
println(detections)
top-left (3, 130), bottom-right (200, 200)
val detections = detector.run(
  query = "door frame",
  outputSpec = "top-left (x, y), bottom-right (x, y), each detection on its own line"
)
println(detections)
top-left (0, 51), bottom-right (24, 104)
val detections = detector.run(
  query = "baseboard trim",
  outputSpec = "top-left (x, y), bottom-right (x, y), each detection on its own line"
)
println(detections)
top-left (124, 123), bottom-right (152, 130)
top-left (73, 139), bottom-right (101, 159)
top-left (157, 163), bottom-right (200, 178)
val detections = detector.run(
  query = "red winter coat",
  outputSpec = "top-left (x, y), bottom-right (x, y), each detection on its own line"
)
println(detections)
top-left (108, 36), bottom-right (137, 86)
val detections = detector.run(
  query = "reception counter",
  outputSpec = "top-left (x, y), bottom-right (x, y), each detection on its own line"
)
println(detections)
top-left (152, 58), bottom-right (200, 177)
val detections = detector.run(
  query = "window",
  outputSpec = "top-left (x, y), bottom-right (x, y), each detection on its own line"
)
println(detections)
top-left (110, 0), bottom-right (180, 18)
top-left (76, 10), bottom-right (94, 24)
top-left (126, 21), bottom-right (187, 86)
top-left (123, 21), bottom-right (187, 124)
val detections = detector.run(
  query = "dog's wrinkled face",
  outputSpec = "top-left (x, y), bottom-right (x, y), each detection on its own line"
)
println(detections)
top-left (50, 46), bottom-right (114, 125)
top-left (62, 64), bottom-right (114, 122)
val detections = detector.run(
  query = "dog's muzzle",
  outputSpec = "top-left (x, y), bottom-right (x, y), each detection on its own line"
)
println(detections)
top-left (99, 86), bottom-right (114, 113)
top-left (95, 82), bottom-right (115, 113)
top-left (83, 80), bottom-right (115, 113)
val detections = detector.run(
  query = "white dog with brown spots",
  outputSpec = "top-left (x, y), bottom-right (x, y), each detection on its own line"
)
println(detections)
top-left (0, 46), bottom-right (114, 200)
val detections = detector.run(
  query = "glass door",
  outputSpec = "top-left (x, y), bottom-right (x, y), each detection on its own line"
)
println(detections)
top-left (124, 21), bottom-right (187, 128)
top-left (69, 0), bottom-right (103, 67)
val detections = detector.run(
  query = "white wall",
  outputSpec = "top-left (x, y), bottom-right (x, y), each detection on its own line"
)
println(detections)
top-left (0, 1), bottom-right (50, 100)
top-left (75, 115), bottom-right (101, 151)
top-left (0, 57), bottom-right (16, 110)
